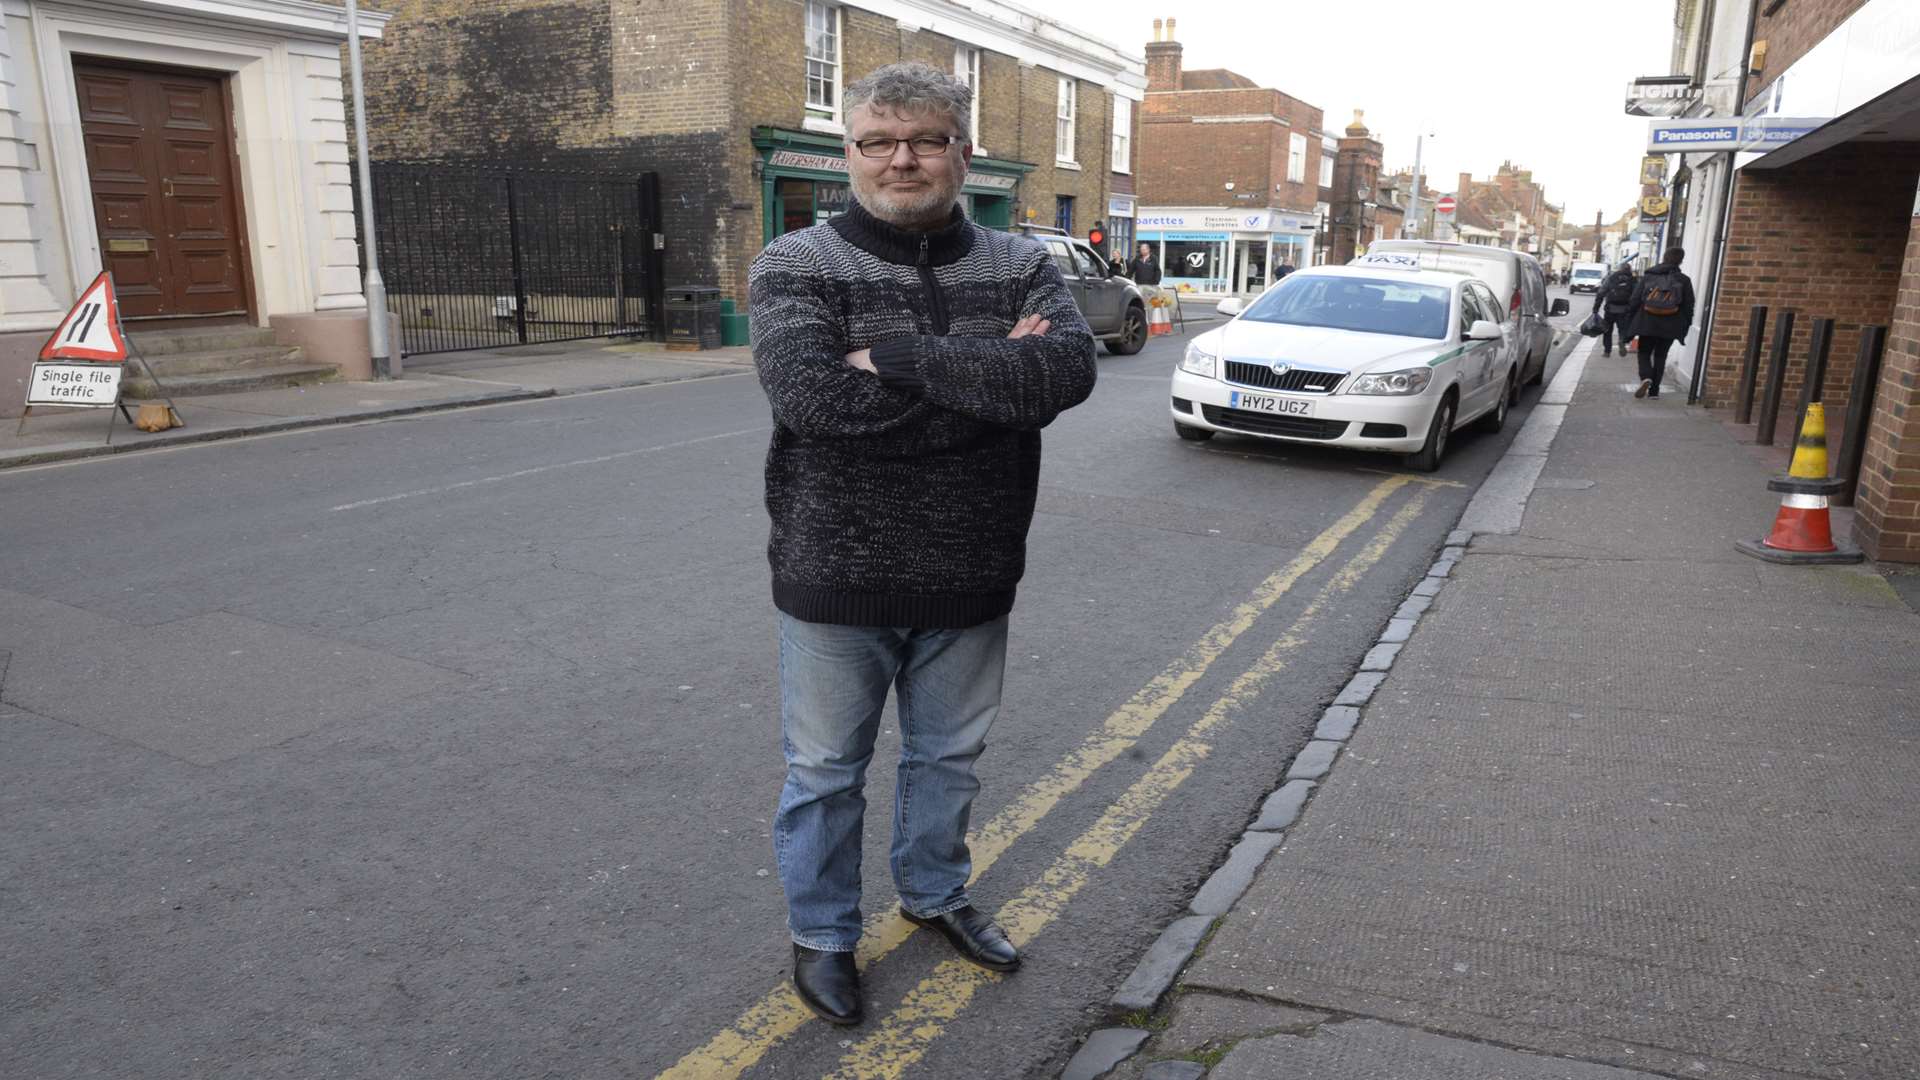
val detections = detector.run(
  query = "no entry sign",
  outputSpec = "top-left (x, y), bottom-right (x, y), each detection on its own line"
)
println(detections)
top-left (1436, 195), bottom-right (1456, 215)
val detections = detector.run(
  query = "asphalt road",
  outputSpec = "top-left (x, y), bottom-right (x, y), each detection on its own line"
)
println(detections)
top-left (1, 290), bottom-right (1584, 1079)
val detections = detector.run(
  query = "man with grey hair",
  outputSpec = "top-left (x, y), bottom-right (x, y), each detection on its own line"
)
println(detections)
top-left (749, 61), bottom-right (1096, 1026)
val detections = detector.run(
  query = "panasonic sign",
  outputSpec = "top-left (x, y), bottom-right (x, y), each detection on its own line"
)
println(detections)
top-left (1646, 117), bottom-right (1825, 153)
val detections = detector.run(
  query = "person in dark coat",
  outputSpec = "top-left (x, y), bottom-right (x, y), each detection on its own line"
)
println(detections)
top-left (1591, 259), bottom-right (1637, 357)
top-left (1624, 247), bottom-right (1695, 399)
top-left (1128, 242), bottom-right (1161, 285)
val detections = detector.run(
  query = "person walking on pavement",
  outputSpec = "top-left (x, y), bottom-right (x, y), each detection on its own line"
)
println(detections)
top-left (1591, 258), bottom-right (1637, 357)
top-left (1626, 246), bottom-right (1695, 399)
top-left (1129, 242), bottom-right (1161, 285)
top-left (747, 61), bottom-right (1097, 1027)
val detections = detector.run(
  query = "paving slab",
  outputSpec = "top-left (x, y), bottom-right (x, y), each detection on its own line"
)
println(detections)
top-left (1211, 1019), bottom-right (1668, 1080)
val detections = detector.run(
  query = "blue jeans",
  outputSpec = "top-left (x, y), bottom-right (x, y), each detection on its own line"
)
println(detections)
top-left (774, 614), bottom-right (1009, 952)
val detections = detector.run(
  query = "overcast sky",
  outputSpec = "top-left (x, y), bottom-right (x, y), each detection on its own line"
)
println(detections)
top-left (1041, 0), bottom-right (1677, 226)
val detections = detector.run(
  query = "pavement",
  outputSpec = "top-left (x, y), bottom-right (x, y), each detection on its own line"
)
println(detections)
top-left (1076, 337), bottom-right (1920, 1080)
top-left (1, 338), bottom-right (757, 470)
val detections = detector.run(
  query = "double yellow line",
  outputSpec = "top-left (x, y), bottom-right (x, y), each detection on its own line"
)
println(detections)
top-left (659, 474), bottom-right (1425, 1080)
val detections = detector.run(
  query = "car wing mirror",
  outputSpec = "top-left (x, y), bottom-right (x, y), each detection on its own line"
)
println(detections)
top-left (1467, 319), bottom-right (1504, 341)
top-left (1549, 298), bottom-right (1570, 316)
top-left (1216, 297), bottom-right (1244, 317)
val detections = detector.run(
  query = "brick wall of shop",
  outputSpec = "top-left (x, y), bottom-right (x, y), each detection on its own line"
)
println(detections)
top-left (1138, 88), bottom-right (1324, 212)
top-left (1854, 215), bottom-right (1920, 562)
top-left (731, 5), bottom-right (1127, 297)
top-left (1747, 0), bottom-right (1868, 109)
top-left (1699, 143), bottom-right (1920, 423)
top-left (359, 0), bottom-right (736, 293)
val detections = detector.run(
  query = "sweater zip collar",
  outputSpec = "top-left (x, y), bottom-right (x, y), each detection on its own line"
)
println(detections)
top-left (829, 199), bottom-right (974, 266)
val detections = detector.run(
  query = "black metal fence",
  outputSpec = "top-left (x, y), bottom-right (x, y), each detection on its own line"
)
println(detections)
top-left (355, 163), bottom-right (664, 356)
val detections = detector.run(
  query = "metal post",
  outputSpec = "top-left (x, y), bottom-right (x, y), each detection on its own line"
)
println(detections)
top-left (1405, 135), bottom-right (1423, 240)
top-left (1833, 325), bottom-right (1887, 507)
top-left (344, 0), bottom-right (394, 379)
top-left (505, 175), bottom-right (529, 344)
top-left (1791, 316), bottom-right (1834, 439)
top-left (1755, 309), bottom-right (1795, 446)
top-left (1733, 304), bottom-right (1767, 423)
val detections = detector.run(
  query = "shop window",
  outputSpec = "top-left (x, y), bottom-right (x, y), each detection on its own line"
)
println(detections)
top-left (954, 46), bottom-right (983, 152)
top-left (1288, 134), bottom-right (1307, 184)
top-left (1111, 95), bottom-right (1130, 174)
top-left (1056, 78), bottom-right (1076, 163)
top-left (805, 2), bottom-right (841, 130)
top-left (1055, 194), bottom-right (1074, 234)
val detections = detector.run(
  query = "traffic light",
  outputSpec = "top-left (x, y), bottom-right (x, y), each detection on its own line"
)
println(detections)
top-left (1088, 220), bottom-right (1105, 248)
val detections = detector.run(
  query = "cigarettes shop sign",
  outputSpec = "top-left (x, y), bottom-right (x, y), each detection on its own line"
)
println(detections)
top-left (27, 362), bottom-right (121, 407)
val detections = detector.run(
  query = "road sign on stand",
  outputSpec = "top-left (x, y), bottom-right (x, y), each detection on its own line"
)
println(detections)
top-left (40, 272), bottom-right (128, 362)
top-left (16, 271), bottom-right (182, 444)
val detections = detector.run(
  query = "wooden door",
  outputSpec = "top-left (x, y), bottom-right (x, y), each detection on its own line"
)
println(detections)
top-left (75, 61), bottom-right (248, 320)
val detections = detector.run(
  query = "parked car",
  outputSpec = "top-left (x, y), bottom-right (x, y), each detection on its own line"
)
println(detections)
top-left (1349, 241), bottom-right (1569, 391)
top-left (1171, 265), bottom-right (1516, 472)
top-left (1569, 262), bottom-right (1607, 295)
top-left (1016, 226), bottom-right (1149, 355)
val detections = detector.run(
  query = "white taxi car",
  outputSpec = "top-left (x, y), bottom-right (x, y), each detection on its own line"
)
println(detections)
top-left (1169, 265), bottom-right (1516, 471)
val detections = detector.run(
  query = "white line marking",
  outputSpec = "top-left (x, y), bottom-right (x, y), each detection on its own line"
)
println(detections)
top-left (327, 426), bottom-right (768, 511)
top-left (1456, 336), bottom-right (1593, 536)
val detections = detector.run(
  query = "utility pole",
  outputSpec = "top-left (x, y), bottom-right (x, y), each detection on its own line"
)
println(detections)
top-left (1593, 209), bottom-right (1604, 264)
top-left (345, 0), bottom-right (394, 379)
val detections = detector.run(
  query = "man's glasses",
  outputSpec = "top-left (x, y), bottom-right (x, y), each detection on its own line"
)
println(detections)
top-left (849, 136), bottom-right (961, 158)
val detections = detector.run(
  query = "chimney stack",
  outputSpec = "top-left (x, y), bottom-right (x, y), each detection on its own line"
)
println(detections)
top-left (1144, 16), bottom-right (1182, 92)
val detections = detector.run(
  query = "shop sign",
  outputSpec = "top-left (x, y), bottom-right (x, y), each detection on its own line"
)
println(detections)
top-left (767, 149), bottom-right (848, 173)
top-left (966, 172), bottom-right (1018, 191)
top-left (1645, 117), bottom-right (1825, 152)
top-left (1640, 156), bottom-right (1667, 185)
top-left (1137, 210), bottom-right (1271, 231)
top-left (1138, 231), bottom-right (1230, 242)
top-left (1639, 195), bottom-right (1670, 217)
top-left (1624, 75), bottom-right (1699, 117)
top-left (1107, 195), bottom-right (1135, 217)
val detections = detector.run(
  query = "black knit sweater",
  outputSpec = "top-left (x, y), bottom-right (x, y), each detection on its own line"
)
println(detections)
top-left (748, 201), bottom-right (1098, 628)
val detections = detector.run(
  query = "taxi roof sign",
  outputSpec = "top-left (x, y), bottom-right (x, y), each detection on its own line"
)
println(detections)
top-left (39, 271), bottom-right (128, 362)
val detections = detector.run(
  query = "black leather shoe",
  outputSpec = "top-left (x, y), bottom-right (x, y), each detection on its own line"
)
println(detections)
top-left (900, 905), bottom-right (1020, 971)
top-left (792, 945), bottom-right (862, 1025)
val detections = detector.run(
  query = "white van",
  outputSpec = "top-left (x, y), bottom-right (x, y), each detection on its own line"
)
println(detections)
top-left (1569, 262), bottom-right (1608, 295)
top-left (1351, 242), bottom-right (1569, 391)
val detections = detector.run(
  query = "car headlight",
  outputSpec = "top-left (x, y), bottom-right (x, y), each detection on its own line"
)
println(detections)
top-left (1347, 367), bottom-right (1433, 396)
top-left (1180, 341), bottom-right (1217, 379)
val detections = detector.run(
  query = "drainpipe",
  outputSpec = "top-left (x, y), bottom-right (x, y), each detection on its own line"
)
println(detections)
top-left (1687, 0), bottom-right (1760, 405)
top-left (345, 0), bottom-right (395, 379)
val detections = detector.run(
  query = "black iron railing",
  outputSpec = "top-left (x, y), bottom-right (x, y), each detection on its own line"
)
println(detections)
top-left (355, 163), bottom-right (664, 356)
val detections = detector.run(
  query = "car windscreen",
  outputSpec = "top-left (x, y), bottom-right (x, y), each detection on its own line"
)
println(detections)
top-left (1572, 269), bottom-right (1602, 280)
top-left (1239, 275), bottom-right (1451, 339)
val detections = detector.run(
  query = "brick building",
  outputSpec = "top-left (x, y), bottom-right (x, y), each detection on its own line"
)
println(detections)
top-left (358, 0), bottom-right (1145, 305)
top-left (1324, 112), bottom-right (1384, 266)
top-left (1660, 0), bottom-right (1920, 561)
top-left (1133, 18), bottom-right (1327, 295)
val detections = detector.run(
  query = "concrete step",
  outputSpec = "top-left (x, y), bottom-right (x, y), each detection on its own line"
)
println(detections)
top-left (142, 345), bottom-right (306, 378)
top-left (126, 324), bottom-right (279, 357)
top-left (123, 363), bottom-right (339, 399)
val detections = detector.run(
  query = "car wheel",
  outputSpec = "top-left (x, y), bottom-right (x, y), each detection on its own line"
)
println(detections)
top-left (1174, 420), bottom-right (1214, 441)
top-left (1106, 304), bottom-right (1148, 356)
top-left (1405, 393), bottom-right (1454, 473)
top-left (1480, 372), bottom-right (1513, 433)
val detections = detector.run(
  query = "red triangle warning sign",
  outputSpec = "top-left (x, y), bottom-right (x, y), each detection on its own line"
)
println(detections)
top-left (40, 272), bottom-right (128, 362)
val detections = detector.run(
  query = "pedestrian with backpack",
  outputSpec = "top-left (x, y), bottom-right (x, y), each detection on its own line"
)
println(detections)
top-left (1591, 259), bottom-right (1637, 357)
top-left (1625, 247), bottom-right (1695, 399)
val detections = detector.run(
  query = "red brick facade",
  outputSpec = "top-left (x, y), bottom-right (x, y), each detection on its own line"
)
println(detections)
top-left (1136, 30), bottom-right (1325, 219)
top-left (1747, 0), bottom-right (1869, 110)
top-left (1699, 144), bottom-right (1920, 420)
top-left (1854, 215), bottom-right (1920, 562)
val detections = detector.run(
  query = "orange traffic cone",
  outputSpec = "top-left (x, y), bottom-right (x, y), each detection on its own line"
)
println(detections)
top-left (1735, 404), bottom-right (1863, 564)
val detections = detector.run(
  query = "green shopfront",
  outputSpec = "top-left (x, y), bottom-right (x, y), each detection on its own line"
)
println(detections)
top-left (752, 128), bottom-right (1031, 241)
